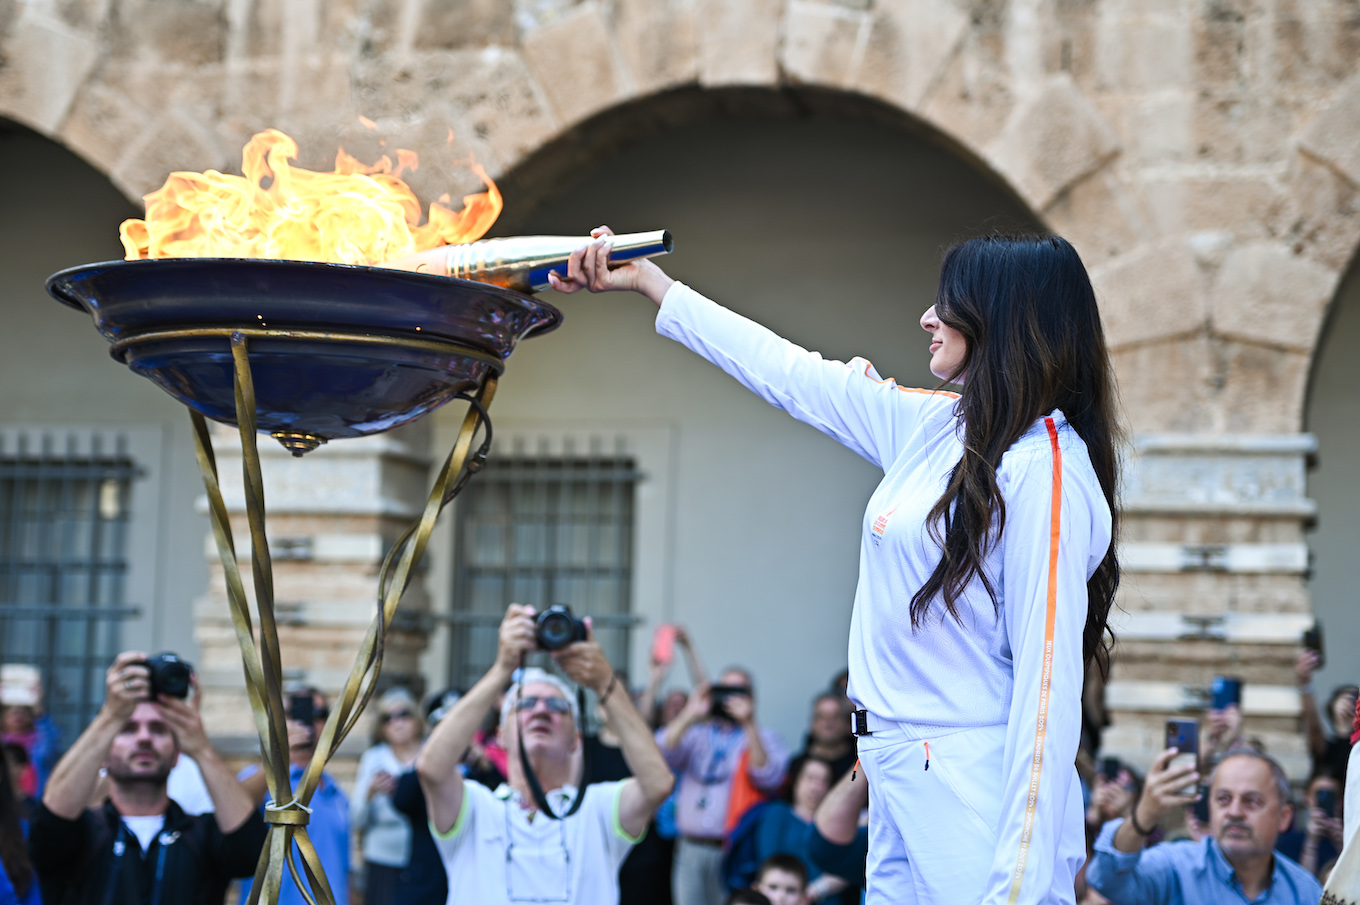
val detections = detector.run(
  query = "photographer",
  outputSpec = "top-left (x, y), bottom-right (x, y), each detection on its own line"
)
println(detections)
top-left (417, 604), bottom-right (674, 905)
top-left (29, 651), bottom-right (265, 905)
top-left (1086, 747), bottom-right (1321, 904)
top-left (659, 669), bottom-right (788, 905)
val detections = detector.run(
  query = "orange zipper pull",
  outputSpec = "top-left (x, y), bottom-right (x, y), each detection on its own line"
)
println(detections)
top-left (924, 741), bottom-right (930, 771)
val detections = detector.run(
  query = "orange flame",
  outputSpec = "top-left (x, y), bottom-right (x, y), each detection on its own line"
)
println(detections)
top-left (120, 128), bottom-right (502, 265)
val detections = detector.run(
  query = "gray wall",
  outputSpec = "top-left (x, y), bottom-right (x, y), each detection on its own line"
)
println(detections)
top-left (1307, 253), bottom-right (1360, 713)
top-left (430, 110), bottom-right (1036, 745)
top-left (0, 122), bottom-right (208, 661)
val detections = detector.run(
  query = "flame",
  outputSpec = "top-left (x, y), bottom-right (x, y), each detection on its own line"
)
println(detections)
top-left (120, 128), bottom-right (502, 265)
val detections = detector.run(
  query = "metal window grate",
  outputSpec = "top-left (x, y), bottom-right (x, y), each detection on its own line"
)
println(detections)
top-left (0, 432), bottom-right (141, 743)
top-left (447, 447), bottom-right (640, 691)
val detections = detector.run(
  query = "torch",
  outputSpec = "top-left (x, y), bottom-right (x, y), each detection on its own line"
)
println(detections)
top-left (47, 128), bottom-right (672, 905)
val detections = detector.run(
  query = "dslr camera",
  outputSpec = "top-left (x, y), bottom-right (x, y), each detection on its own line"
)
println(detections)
top-left (535, 605), bottom-right (588, 652)
top-left (142, 652), bottom-right (193, 699)
top-left (709, 684), bottom-right (751, 721)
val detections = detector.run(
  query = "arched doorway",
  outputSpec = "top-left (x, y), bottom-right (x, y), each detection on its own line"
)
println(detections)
top-left (0, 119), bottom-right (208, 739)
top-left (1305, 249), bottom-right (1360, 717)
top-left (428, 88), bottom-right (1040, 739)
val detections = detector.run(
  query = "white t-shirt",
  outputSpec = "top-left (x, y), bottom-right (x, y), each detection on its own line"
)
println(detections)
top-left (167, 753), bottom-right (214, 815)
top-left (656, 282), bottom-right (1112, 905)
top-left (121, 814), bottom-right (165, 856)
top-left (432, 781), bottom-right (639, 905)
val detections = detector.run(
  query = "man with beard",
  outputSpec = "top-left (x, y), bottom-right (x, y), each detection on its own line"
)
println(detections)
top-left (28, 651), bottom-right (266, 905)
top-left (1087, 747), bottom-right (1322, 904)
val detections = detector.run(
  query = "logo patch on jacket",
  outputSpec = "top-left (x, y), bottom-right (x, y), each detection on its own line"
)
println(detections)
top-left (870, 507), bottom-right (896, 547)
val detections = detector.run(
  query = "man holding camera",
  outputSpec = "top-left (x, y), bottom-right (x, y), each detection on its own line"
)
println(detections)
top-left (1086, 747), bottom-right (1322, 904)
top-left (659, 668), bottom-right (789, 905)
top-left (29, 651), bottom-right (266, 905)
top-left (418, 603), bottom-right (675, 905)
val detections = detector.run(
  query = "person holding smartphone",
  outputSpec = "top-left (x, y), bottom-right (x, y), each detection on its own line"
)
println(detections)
top-left (1087, 748), bottom-right (1321, 904)
top-left (553, 229), bottom-right (1120, 905)
top-left (237, 686), bottom-right (351, 905)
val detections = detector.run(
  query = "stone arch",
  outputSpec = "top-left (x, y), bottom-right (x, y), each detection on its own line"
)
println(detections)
top-left (5, 0), bottom-right (1356, 436)
top-left (0, 0), bottom-right (1121, 237)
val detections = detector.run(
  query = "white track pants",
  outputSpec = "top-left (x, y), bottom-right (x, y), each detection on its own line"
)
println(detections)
top-left (856, 720), bottom-right (1085, 905)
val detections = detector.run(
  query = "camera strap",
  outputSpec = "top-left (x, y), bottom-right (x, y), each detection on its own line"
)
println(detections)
top-left (515, 657), bottom-right (591, 821)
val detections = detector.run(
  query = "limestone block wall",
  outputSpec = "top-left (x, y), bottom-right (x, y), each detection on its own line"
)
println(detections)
top-left (3, 0), bottom-right (1358, 773)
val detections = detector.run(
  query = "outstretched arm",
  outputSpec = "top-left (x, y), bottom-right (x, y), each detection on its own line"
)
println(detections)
top-left (555, 621), bottom-right (674, 838)
top-left (418, 604), bottom-right (536, 834)
top-left (43, 652), bottom-right (147, 819)
top-left (550, 227), bottom-right (944, 471)
top-left (158, 680), bottom-right (254, 833)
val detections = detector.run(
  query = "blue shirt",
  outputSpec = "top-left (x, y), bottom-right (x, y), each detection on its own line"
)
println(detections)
top-left (0, 860), bottom-right (40, 905)
top-left (1087, 818), bottom-right (1322, 905)
top-left (237, 763), bottom-right (351, 905)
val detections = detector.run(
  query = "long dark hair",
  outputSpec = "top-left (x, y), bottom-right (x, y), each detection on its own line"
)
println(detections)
top-left (0, 742), bottom-right (33, 896)
top-left (910, 234), bottom-right (1121, 677)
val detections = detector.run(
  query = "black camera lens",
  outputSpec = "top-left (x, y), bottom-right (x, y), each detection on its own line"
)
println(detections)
top-left (535, 605), bottom-right (587, 652)
top-left (145, 652), bottom-right (193, 699)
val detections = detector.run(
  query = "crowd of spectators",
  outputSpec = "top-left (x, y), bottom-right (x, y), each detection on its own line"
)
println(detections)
top-left (0, 614), bottom-right (1352, 905)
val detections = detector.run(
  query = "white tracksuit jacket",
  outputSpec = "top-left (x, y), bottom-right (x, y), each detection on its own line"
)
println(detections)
top-left (656, 282), bottom-right (1112, 904)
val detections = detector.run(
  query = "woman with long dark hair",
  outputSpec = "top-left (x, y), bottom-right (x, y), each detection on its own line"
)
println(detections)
top-left (0, 714), bottom-right (36, 904)
top-left (551, 229), bottom-right (1120, 905)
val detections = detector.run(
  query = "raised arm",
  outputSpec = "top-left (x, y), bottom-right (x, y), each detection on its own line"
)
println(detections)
top-left (418, 604), bottom-right (535, 834)
top-left (675, 626), bottom-right (707, 687)
top-left (157, 682), bottom-right (255, 834)
top-left (1297, 650), bottom-right (1328, 758)
top-left (555, 620), bottom-right (675, 839)
top-left (550, 228), bottom-right (947, 470)
top-left (984, 438), bottom-right (1108, 905)
top-left (42, 652), bottom-right (148, 819)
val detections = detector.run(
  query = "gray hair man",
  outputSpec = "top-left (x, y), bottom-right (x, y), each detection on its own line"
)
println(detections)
top-left (1087, 746), bottom-right (1322, 904)
top-left (417, 603), bottom-right (674, 905)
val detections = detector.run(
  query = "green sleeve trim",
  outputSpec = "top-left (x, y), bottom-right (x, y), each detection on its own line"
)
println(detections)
top-left (612, 781), bottom-right (647, 845)
top-left (431, 788), bottom-right (471, 841)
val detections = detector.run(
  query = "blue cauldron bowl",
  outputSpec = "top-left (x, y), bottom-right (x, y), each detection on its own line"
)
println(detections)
top-left (47, 258), bottom-right (562, 449)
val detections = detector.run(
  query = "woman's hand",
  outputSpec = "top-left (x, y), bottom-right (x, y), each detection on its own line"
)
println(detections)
top-left (547, 226), bottom-right (674, 306)
top-left (368, 769), bottom-right (397, 799)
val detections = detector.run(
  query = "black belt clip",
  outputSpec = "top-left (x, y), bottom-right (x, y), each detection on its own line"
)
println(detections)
top-left (852, 709), bottom-right (873, 737)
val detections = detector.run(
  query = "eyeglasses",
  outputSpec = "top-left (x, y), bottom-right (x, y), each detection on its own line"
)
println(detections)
top-left (381, 710), bottom-right (414, 723)
top-left (512, 696), bottom-right (571, 715)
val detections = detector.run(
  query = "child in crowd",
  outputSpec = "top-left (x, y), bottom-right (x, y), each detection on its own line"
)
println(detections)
top-left (753, 855), bottom-right (808, 905)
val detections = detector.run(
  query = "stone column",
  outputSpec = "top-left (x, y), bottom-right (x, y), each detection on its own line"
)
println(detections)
top-left (193, 423), bottom-right (435, 768)
top-left (1101, 433), bottom-right (1317, 779)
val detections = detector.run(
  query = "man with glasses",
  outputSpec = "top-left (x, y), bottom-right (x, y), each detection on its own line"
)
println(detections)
top-left (418, 603), bottom-right (675, 905)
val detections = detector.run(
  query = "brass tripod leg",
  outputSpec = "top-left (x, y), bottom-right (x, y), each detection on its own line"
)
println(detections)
top-left (189, 331), bottom-right (497, 905)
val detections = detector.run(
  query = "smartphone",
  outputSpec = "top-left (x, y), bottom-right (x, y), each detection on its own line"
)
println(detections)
top-left (1100, 757), bottom-right (1122, 782)
top-left (1166, 719), bottom-right (1200, 792)
top-left (1317, 788), bottom-right (1337, 819)
top-left (1304, 621), bottom-right (1326, 671)
top-left (288, 691), bottom-right (315, 725)
top-left (1210, 676), bottom-right (1242, 711)
top-left (651, 624), bottom-right (677, 667)
top-left (1192, 784), bottom-right (1211, 824)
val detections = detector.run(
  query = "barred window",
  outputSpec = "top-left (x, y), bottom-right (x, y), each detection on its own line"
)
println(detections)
top-left (448, 449), bottom-right (640, 691)
top-left (0, 432), bottom-right (140, 742)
